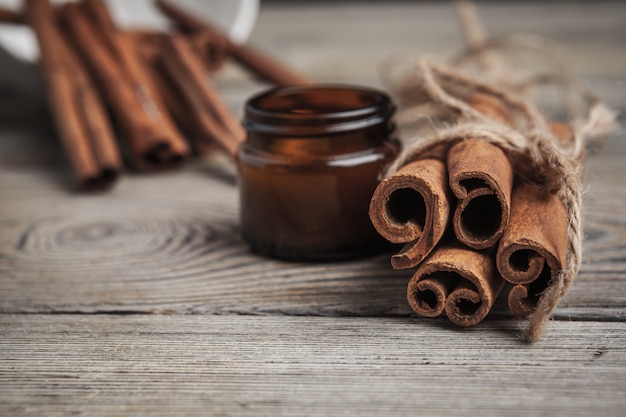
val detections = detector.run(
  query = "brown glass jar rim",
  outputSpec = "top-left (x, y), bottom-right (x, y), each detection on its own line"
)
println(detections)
top-left (244, 84), bottom-right (395, 136)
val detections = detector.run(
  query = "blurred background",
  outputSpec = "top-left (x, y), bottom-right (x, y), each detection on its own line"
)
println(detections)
top-left (0, 1), bottom-right (624, 132)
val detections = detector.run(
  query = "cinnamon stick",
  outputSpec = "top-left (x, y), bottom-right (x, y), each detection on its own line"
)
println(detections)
top-left (133, 33), bottom-right (219, 156)
top-left (155, 0), bottom-right (312, 86)
top-left (496, 182), bottom-right (569, 318)
top-left (59, 1), bottom-right (189, 170)
top-left (407, 271), bottom-right (457, 318)
top-left (369, 158), bottom-right (450, 269)
top-left (446, 93), bottom-right (514, 249)
top-left (84, 0), bottom-right (190, 167)
top-left (124, 30), bottom-right (168, 55)
top-left (447, 140), bottom-right (514, 249)
top-left (160, 35), bottom-right (245, 157)
top-left (25, 0), bottom-right (121, 190)
top-left (407, 242), bottom-right (504, 326)
top-left (188, 29), bottom-right (230, 72)
top-left (126, 29), bottom-right (229, 72)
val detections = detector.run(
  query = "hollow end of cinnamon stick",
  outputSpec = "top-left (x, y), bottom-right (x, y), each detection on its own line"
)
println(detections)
top-left (407, 271), bottom-right (459, 318)
top-left (445, 283), bottom-right (483, 327)
top-left (406, 243), bottom-right (504, 326)
top-left (496, 183), bottom-right (568, 284)
top-left (497, 244), bottom-right (547, 284)
top-left (370, 178), bottom-right (428, 243)
top-left (507, 269), bottom-right (552, 319)
top-left (447, 139), bottom-right (514, 249)
top-left (369, 158), bottom-right (449, 269)
top-left (446, 276), bottom-right (503, 326)
top-left (496, 182), bottom-right (569, 318)
top-left (453, 185), bottom-right (503, 248)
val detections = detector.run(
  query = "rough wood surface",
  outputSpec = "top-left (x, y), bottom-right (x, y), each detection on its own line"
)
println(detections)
top-left (1, 143), bottom-right (624, 320)
top-left (1, 315), bottom-right (625, 417)
top-left (0, 156), bottom-right (624, 320)
top-left (1, 1), bottom-right (625, 416)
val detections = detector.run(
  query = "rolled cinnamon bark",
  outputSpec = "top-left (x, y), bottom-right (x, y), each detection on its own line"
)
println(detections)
top-left (446, 93), bottom-right (514, 249)
top-left (26, 0), bottom-right (121, 190)
top-left (369, 158), bottom-right (450, 269)
top-left (84, 0), bottom-right (190, 168)
top-left (129, 33), bottom-right (210, 155)
top-left (125, 29), bottom-right (229, 72)
top-left (60, 1), bottom-right (189, 170)
top-left (155, 0), bottom-right (312, 86)
top-left (407, 271), bottom-right (458, 318)
top-left (407, 243), bottom-right (504, 326)
top-left (160, 35), bottom-right (245, 157)
top-left (188, 29), bottom-right (230, 72)
top-left (496, 182), bottom-right (569, 318)
top-left (447, 139), bottom-right (514, 249)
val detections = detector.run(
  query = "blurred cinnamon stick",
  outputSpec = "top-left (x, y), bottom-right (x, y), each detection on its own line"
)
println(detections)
top-left (59, 1), bottom-right (189, 170)
top-left (126, 28), bottom-right (229, 72)
top-left (131, 31), bottom-right (219, 155)
top-left (83, 0), bottom-right (190, 168)
top-left (25, 0), bottom-right (121, 190)
top-left (160, 35), bottom-right (245, 157)
top-left (187, 29), bottom-right (230, 72)
top-left (155, 0), bottom-right (312, 86)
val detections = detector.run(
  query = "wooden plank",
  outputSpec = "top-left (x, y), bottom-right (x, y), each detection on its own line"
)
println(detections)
top-left (0, 315), bottom-right (624, 417)
top-left (0, 2), bottom-right (625, 322)
top-left (0, 2), bottom-right (625, 416)
top-left (0, 142), bottom-right (625, 319)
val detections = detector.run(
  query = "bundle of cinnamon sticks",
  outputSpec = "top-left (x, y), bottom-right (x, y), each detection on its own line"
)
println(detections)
top-left (369, 92), bottom-right (572, 328)
top-left (9, 0), bottom-right (310, 190)
top-left (368, 1), bottom-right (620, 341)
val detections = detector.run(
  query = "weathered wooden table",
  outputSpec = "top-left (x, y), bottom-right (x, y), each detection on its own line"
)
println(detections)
top-left (1, 2), bottom-right (625, 415)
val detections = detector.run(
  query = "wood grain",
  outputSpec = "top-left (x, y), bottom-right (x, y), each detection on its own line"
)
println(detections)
top-left (1, 2), bottom-right (625, 416)
top-left (1, 315), bottom-right (625, 417)
top-left (1, 142), bottom-right (625, 319)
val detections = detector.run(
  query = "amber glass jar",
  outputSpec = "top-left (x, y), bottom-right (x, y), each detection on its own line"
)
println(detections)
top-left (240, 84), bottom-right (399, 261)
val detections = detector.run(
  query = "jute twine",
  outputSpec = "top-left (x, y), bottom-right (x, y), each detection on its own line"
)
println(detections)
top-left (381, 2), bottom-right (618, 341)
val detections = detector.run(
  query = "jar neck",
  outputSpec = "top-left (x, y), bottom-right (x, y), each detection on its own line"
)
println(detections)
top-left (243, 84), bottom-right (395, 155)
top-left (244, 124), bottom-right (395, 157)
